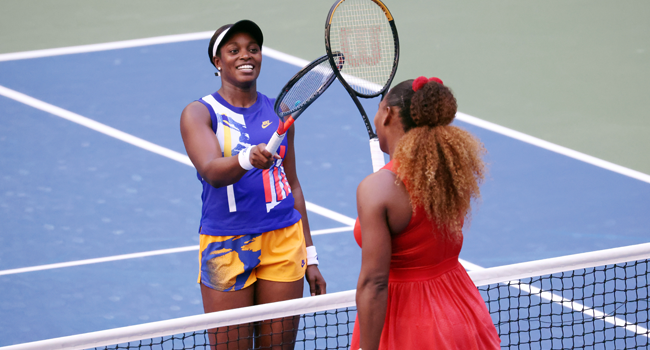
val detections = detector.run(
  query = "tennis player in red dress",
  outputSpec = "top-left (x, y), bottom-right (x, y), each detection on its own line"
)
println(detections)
top-left (351, 77), bottom-right (501, 350)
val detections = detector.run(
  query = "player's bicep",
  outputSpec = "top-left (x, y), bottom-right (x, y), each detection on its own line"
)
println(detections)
top-left (357, 175), bottom-right (392, 282)
top-left (180, 102), bottom-right (223, 176)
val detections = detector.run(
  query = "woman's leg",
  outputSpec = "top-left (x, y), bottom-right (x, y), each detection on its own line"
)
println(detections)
top-left (254, 279), bottom-right (304, 350)
top-left (201, 282), bottom-right (255, 350)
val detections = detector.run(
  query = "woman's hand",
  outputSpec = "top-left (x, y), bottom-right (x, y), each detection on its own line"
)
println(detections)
top-left (306, 265), bottom-right (327, 296)
top-left (249, 144), bottom-right (280, 169)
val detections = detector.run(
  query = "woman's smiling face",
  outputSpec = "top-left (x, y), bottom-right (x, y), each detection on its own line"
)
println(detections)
top-left (215, 31), bottom-right (262, 87)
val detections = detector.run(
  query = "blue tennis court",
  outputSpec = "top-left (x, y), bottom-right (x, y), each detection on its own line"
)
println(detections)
top-left (1, 35), bottom-right (649, 347)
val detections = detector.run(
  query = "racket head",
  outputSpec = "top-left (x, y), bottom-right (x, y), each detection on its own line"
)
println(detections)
top-left (274, 54), bottom-right (340, 119)
top-left (325, 0), bottom-right (400, 99)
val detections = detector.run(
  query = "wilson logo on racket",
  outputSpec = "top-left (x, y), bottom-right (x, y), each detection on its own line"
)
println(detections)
top-left (340, 26), bottom-right (382, 67)
top-left (261, 120), bottom-right (272, 129)
top-left (325, 0), bottom-right (400, 172)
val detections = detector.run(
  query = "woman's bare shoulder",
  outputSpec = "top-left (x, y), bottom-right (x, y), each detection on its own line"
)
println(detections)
top-left (357, 169), bottom-right (402, 204)
top-left (181, 100), bottom-right (210, 119)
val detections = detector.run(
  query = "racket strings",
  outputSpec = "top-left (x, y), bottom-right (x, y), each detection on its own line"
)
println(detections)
top-left (329, 0), bottom-right (396, 96)
top-left (277, 60), bottom-right (335, 117)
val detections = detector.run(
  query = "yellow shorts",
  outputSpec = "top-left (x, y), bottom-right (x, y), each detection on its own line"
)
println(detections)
top-left (198, 220), bottom-right (306, 292)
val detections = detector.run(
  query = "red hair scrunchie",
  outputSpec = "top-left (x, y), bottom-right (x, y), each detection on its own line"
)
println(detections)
top-left (412, 76), bottom-right (444, 92)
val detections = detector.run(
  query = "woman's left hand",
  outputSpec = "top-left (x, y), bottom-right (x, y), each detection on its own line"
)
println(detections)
top-left (306, 265), bottom-right (327, 296)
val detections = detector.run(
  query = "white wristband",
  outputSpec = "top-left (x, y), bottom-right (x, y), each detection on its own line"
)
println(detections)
top-left (238, 145), bottom-right (254, 171)
top-left (306, 245), bottom-right (319, 266)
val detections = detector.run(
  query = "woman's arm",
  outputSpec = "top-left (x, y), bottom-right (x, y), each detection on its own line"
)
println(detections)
top-left (283, 124), bottom-right (327, 296)
top-left (356, 172), bottom-right (393, 350)
top-left (180, 101), bottom-right (275, 188)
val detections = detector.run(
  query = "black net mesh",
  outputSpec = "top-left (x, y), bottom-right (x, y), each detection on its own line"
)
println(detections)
top-left (14, 252), bottom-right (650, 350)
top-left (93, 307), bottom-right (355, 350)
top-left (479, 259), bottom-right (649, 349)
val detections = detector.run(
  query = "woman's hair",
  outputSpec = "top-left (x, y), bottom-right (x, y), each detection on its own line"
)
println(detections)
top-left (386, 78), bottom-right (486, 237)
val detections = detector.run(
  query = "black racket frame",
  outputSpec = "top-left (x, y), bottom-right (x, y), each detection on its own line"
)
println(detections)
top-left (324, 0), bottom-right (400, 139)
top-left (274, 54), bottom-right (339, 120)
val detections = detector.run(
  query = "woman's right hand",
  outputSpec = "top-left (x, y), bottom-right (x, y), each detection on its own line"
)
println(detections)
top-left (249, 144), bottom-right (280, 169)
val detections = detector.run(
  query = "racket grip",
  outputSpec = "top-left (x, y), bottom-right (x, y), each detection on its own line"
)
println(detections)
top-left (369, 138), bottom-right (385, 172)
top-left (265, 131), bottom-right (286, 156)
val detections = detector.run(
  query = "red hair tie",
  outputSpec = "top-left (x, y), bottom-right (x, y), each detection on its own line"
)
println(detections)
top-left (412, 76), bottom-right (444, 92)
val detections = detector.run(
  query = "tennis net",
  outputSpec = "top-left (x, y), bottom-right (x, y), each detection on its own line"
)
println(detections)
top-left (3, 243), bottom-right (649, 350)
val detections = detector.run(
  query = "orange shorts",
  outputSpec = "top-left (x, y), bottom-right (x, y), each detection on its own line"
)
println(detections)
top-left (198, 220), bottom-right (306, 291)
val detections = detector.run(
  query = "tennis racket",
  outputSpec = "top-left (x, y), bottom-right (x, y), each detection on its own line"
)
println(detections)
top-left (325, 0), bottom-right (399, 172)
top-left (265, 53), bottom-right (344, 155)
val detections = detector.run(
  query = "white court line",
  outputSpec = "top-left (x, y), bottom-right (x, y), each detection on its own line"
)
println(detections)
top-left (305, 202), bottom-right (356, 226)
top-left (311, 226), bottom-right (354, 235)
top-left (466, 262), bottom-right (649, 337)
top-left (0, 32), bottom-right (212, 62)
top-left (0, 83), bottom-right (358, 275)
top-left (513, 281), bottom-right (649, 337)
top-left (0, 246), bottom-right (198, 276)
top-left (0, 84), bottom-right (355, 225)
top-left (0, 85), bottom-right (193, 166)
top-left (0, 32), bottom-right (308, 68)
top-left (456, 113), bottom-right (650, 184)
top-left (1, 37), bottom-right (646, 336)
top-left (0, 227), bottom-right (354, 276)
top-left (0, 32), bottom-right (647, 183)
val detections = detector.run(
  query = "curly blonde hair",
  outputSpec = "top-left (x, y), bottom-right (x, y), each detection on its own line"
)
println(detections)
top-left (386, 79), bottom-right (486, 237)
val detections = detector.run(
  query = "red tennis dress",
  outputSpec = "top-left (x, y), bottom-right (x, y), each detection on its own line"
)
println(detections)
top-left (350, 162), bottom-right (500, 350)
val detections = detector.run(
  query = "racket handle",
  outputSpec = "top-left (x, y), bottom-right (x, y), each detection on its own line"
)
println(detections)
top-left (369, 138), bottom-right (385, 172)
top-left (266, 131), bottom-right (286, 156)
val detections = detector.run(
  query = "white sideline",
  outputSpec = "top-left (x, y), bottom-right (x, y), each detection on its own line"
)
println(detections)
top-left (0, 226), bottom-right (354, 276)
top-left (456, 112), bottom-right (650, 184)
top-left (468, 242), bottom-right (650, 338)
top-left (0, 32), bottom-right (308, 68)
top-left (0, 246), bottom-right (198, 276)
top-left (0, 31), bottom-right (647, 183)
top-left (0, 85), bottom-right (193, 166)
top-left (305, 202), bottom-right (356, 226)
top-left (0, 32), bottom-right (209, 62)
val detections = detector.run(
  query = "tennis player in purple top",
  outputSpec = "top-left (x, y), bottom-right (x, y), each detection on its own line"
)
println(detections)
top-left (180, 19), bottom-right (326, 349)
